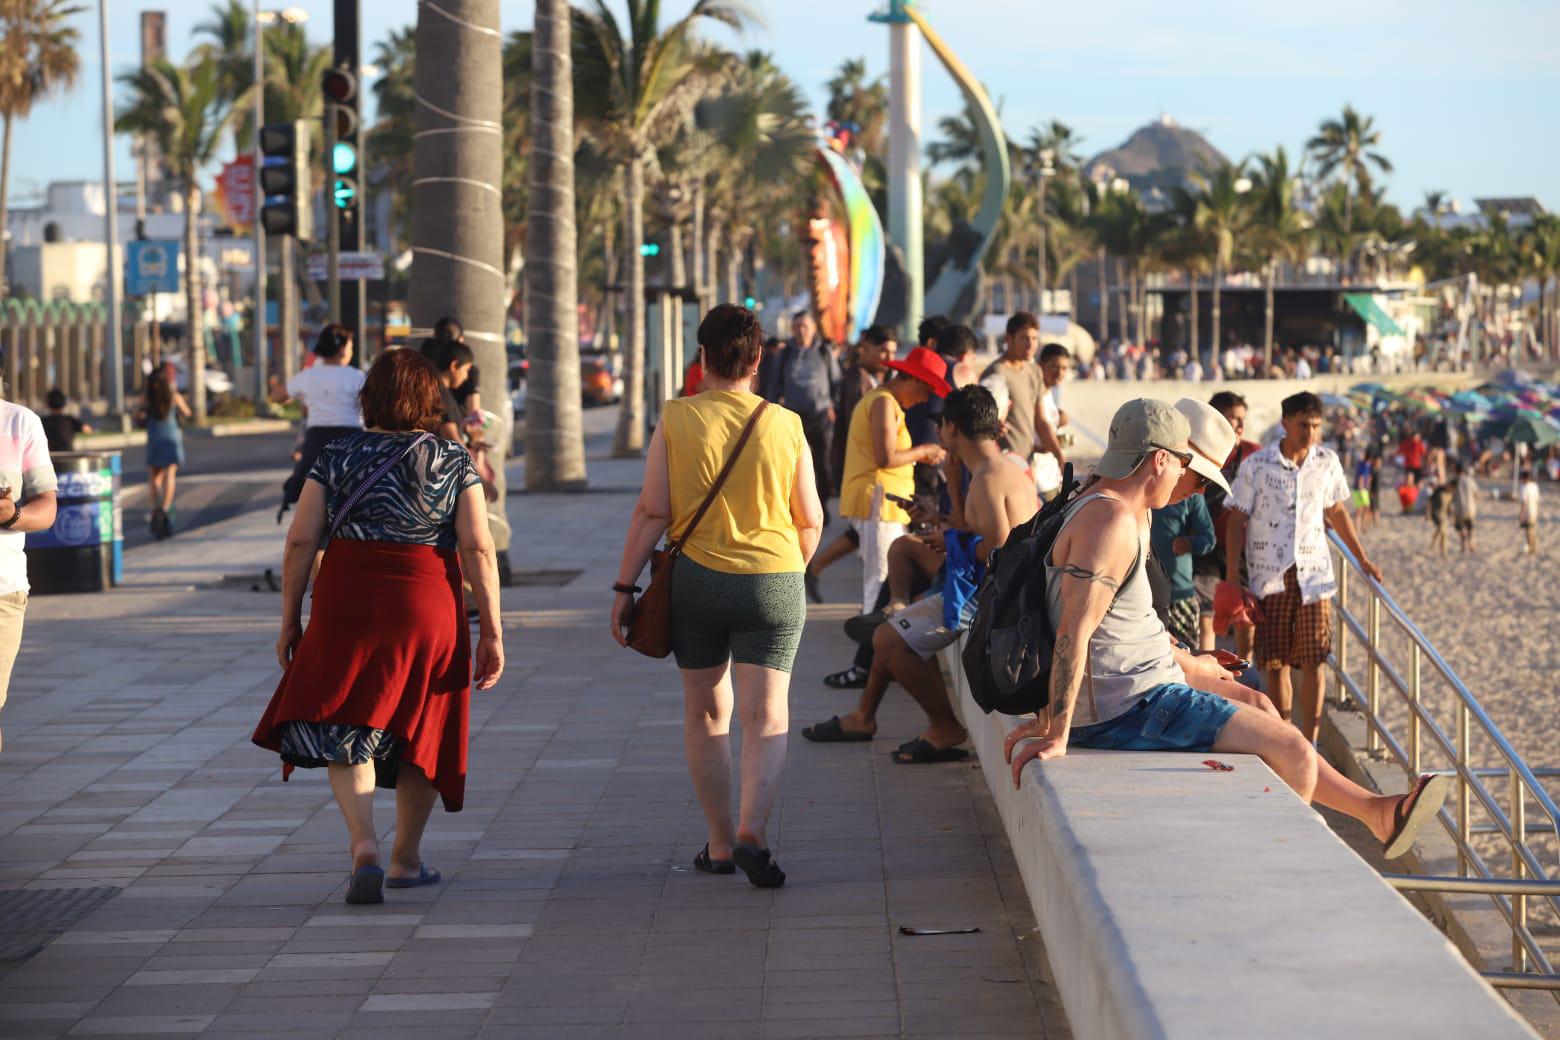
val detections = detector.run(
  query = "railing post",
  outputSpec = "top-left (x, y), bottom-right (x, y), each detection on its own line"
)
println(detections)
top-left (1366, 592), bottom-right (1381, 755)
top-left (1458, 702), bottom-right (1471, 877)
top-left (1409, 643), bottom-right (1421, 775)
top-left (1335, 564), bottom-right (1349, 706)
top-left (1511, 769), bottom-right (1527, 974)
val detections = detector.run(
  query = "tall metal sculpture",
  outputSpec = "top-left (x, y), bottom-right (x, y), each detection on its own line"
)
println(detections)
top-left (871, 1), bottom-right (1010, 329)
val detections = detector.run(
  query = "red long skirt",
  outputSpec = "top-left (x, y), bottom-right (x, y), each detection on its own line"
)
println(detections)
top-left (252, 539), bottom-right (471, 811)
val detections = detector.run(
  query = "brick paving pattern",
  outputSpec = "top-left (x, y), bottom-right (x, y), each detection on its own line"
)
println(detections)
top-left (0, 420), bottom-right (1069, 1039)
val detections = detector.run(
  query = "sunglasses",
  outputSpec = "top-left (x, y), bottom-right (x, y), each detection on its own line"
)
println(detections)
top-left (1144, 443), bottom-right (1195, 470)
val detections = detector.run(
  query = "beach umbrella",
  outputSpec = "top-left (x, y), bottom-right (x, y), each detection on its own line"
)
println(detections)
top-left (1321, 393), bottom-right (1356, 411)
top-left (1506, 414), bottom-right (1560, 447)
top-left (1448, 390), bottom-right (1490, 412)
top-left (1351, 382), bottom-right (1386, 396)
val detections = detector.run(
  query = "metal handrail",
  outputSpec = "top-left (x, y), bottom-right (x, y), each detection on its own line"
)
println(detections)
top-left (1327, 531), bottom-right (1560, 994)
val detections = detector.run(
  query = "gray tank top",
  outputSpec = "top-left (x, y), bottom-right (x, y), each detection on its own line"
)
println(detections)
top-left (1044, 493), bottom-right (1183, 727)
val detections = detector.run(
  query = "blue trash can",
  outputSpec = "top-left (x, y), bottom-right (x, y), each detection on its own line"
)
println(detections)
top-left (24, 451), bottom-right (122, 594)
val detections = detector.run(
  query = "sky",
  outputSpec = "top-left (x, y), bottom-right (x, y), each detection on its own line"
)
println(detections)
top-left (11, 0), bottom-right (1560, 214)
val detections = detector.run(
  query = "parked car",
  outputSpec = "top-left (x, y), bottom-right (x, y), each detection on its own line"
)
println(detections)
top-left (581, 351), bottom-right (622, 406)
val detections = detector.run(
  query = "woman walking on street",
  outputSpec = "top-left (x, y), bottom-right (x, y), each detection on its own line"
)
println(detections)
top-left (279, 324), bottom-right (366, 516)
top-left (142, 368), bottom-right (190, 538)
top-left (611, 304), bottom-right (824, 888)
top-left (253, 349), bottom-right (504, 906)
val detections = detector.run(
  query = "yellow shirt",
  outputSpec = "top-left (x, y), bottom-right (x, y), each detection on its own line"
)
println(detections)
top-left (662, 390), bottom-right (806, 574)
top-left (840, 386), bottom-right (913, 524)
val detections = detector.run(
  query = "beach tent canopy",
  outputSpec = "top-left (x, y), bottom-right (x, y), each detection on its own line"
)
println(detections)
top-left (1342, 294), bottom-right (1406, 337)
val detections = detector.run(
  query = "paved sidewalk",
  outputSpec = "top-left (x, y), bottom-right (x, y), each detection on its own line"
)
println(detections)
top-left (0, 417), bottom-right (1069, 1039)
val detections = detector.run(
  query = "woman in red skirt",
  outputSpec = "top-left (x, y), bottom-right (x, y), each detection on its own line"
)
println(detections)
top-left (253, 349), bottom-right (504, 905)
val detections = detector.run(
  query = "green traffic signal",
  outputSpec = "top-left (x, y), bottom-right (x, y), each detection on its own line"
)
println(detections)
top-left (333, 177), bottom-right (357, 209)
top-left (743, 296), bottom-right (757, 308)
top-left (639, 242), bottom-right (661, 257)
top-left (332, 141), bottom-right (357, 175)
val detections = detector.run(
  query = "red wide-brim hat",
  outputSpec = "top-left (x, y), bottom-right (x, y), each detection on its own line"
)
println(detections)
top-left (883, 346), bottom-right (951, 398)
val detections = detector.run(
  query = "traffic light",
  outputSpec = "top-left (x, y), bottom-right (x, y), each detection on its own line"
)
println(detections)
top-left (322, 65), bottom-right (359, 216)
top-left (639, 242), bottom-right (661, 257)
top-left (257, 121), bottom-right (312, 240)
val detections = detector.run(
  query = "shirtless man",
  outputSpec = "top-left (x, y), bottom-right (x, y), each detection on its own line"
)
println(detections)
top-left (804, 385), bottom-right (1039, 763)
top-left (1002, 399), bottom-right (1449, 861)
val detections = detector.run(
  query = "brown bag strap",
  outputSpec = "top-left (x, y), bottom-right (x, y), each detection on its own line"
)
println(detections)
top-left (669, 401), bottom-right (769, 557)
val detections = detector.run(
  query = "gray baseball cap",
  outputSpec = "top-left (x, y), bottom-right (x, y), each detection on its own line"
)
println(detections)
top-left (1094, 399), bottom-right (1193, 481)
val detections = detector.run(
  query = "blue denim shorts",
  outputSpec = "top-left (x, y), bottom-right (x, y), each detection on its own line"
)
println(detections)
top-left (1070, 683), bottom-right (1238, 752)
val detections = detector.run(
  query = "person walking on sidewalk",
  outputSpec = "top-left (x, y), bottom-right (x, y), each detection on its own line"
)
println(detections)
top-left (140, 368), bottom-right (190, 539)
top-left (770, 310), bottom-right (840, 525)
top-left (0, 385), bottom-right (58, 755)
top-left (611, 304), bottom-right (824, 889)
top-left (280, 324), bottom-right (365, 516)
top-left (253, 349), bottom-right (504, 906)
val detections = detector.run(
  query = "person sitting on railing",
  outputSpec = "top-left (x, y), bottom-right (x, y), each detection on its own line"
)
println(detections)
top-left (1003, 399), bottom-right (1449, 863)
top-left (1220, 391), bottom-right (1384, 746)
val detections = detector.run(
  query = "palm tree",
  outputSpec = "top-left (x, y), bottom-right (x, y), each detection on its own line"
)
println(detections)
top-left (117, 56), bottom-right (246, 423)
top-left (1248, 147), bottom-right (1311, 368)
top-left (370, 27), bottom-right (417, 248)
top-left (525, 0), bottom-right (586, 489)
top-left (191, 1), bottom-right (252, 149)
top-left (1307, 105), bottom-right (1392, 230)
top-left (823, 57), bottom-right (888, 217)
top-left (1526, 215), bottom-right (1560, 360)
top-left (1185, 162), bottom-right (1253, 366)
top-left (0, 0), bottom-right (81, 295)
top-left (572, 0), bottom-right (753, 457)
top-left (1314, 180), bottom-right (1363, 283)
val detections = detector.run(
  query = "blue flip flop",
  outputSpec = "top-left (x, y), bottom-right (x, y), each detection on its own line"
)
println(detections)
top-left (385, 863), bottom-right (442, 889)
top-left (345, 865), bottom-right (385, 905)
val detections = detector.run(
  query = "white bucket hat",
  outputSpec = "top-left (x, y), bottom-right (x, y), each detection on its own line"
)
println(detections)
top-left (1174, 398), bottom-right (1236, 494)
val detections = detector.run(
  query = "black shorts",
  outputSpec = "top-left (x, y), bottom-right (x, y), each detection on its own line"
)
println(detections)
top-left (1404, 466), bottom-right (1423, 480)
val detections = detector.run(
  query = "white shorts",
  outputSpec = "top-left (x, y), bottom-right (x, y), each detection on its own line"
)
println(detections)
top-left (886, 594), bottom-right (961, 660)
top-left (849, 516), bottom-right (906, 615)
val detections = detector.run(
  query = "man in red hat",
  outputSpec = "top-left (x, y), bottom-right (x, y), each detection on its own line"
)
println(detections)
top-left (835, 346), bottom-right (949, 617)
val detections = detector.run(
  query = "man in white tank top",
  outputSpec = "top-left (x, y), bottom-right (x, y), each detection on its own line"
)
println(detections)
top-left (1003, 399), bottom-right (1453, 862)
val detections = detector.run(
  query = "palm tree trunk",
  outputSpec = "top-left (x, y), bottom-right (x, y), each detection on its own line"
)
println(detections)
top-left (279, 237), bottom-right (298, 387)
top-left (1068, 266), bottom-right (1078, 323)
top-left (1187, 270), bottom-right (1199, 365)
top-left (669, 221), bottom-right (687, 289)
top-left (707, 220), bottom-right (723, 305)
top-left (1096, 247), bottom-right (1108, 344)
top-left (1131, 266), bottom-right (1145, 348)
top-left (525, 0), bottom-right (586, 490)
top-left (725, 230), bottom-right (743, 305)
top-left (411, 0), bottom-right (509, 527)
top-left (184, 183), bottom-right (206, 422)
top-left (0, 114), bottom-right (12, 297)
top-left (1210, 259), bottom-right (1223, 371)
top-left (691, 181), bottom-right (706, 309)
top-left (1115, 259), bottom-right (1129, 345)
top-left (612, 149), bottom-right (647, 456)
top-left (1262, 261), bottom-right (1275, 371)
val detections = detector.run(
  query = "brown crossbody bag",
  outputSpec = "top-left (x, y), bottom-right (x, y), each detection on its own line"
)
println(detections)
top-left (625, 401), bottom-right (769, 658)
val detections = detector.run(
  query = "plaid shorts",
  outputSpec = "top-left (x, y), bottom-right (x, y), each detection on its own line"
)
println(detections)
top-left (1255, 566), bottom-right (1331, 669)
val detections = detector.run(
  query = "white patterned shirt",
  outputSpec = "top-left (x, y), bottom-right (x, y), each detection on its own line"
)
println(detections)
top-left (1227, 441), bottom-right (1351, 604)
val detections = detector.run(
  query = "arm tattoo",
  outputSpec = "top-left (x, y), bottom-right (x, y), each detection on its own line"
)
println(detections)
top-left (1050, 633), bottom-right (1081, 717)
top-left (1060, 564), bottom-right (1120, 590)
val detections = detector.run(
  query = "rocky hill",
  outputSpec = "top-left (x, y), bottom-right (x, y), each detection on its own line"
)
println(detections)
top-left (1083, 115), bottom-right (1229, 201)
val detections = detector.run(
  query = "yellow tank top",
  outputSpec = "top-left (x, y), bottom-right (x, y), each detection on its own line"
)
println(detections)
top-left (662, 390), bottom-right (806, 574)
top-left (840, 386), bottom-right (913, 524)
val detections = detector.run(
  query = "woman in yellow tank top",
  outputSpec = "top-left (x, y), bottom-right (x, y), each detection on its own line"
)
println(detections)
top-left (611, 305), bottom-right (823, 888)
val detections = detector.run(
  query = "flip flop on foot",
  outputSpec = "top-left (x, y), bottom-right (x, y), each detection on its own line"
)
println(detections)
top-left (891, 737), bottom-right (970, 765)
top-left (1382, 774), bottom-right (1452, 860)
top-left (693, 844), bottom-right (735, 875)
top-left (345, 865), bottom-right (385, 905)
top-left (801, 716), bottom-right (873, 743)
top-left (732, 843), bottom-right (786, 888)
top-left (385, 863), bottom-right (442, 889)
top-left (823, 666), bottom-right (869, 689)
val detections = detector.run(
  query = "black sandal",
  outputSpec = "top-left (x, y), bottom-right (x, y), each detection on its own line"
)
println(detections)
top-left (823, 666), bottom-right (869, 689)
top-left (891, 738), bottom-right (970, 765)
top-left (693, 844), bottom-right (735, 875)
top-left (732, 843), bottom-right (786, 888)
top-left (801, 716), bottom-right (873, 743)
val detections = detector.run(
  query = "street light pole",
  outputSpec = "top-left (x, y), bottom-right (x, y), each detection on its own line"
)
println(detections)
top-left (252, 0), bottom-right (267, 409)
top-left (98, 0), bottom-right (125, 421)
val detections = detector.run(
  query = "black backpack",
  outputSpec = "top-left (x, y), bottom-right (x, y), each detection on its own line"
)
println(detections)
top-left (961, 464), bottom-right (1085, 716)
